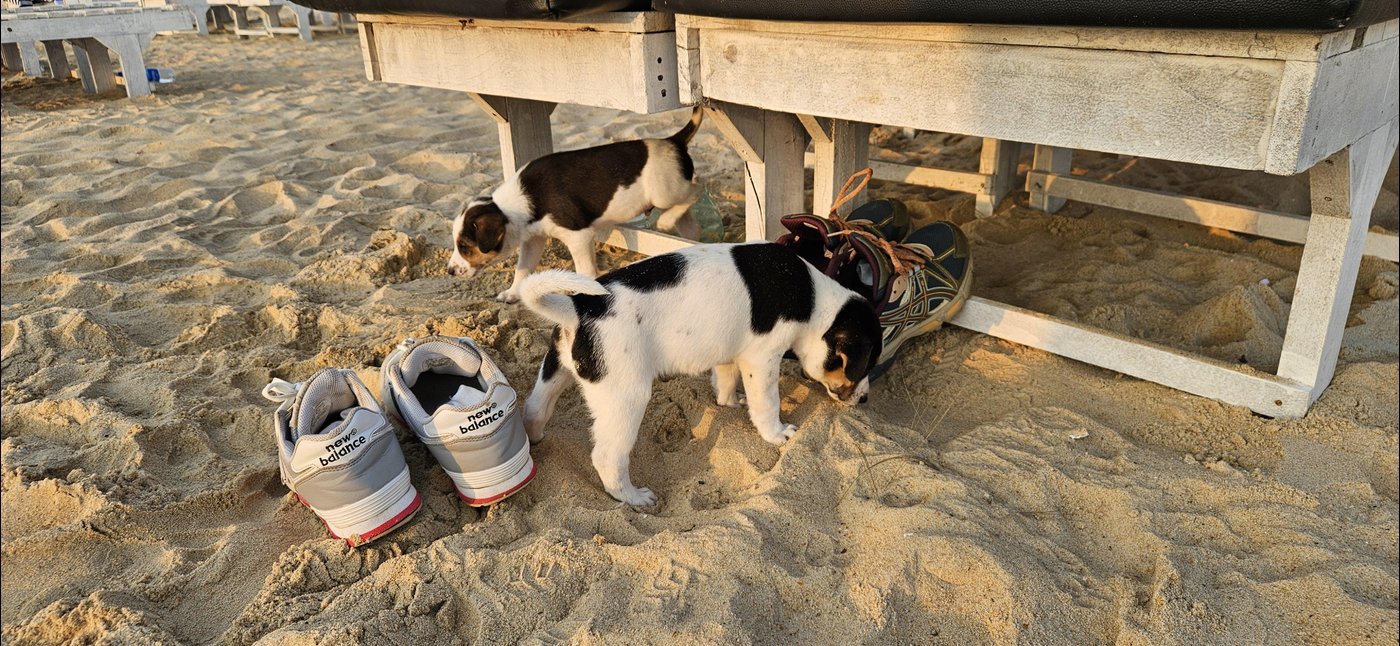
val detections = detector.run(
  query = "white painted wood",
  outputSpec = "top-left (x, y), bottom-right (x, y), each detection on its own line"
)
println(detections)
top-left (977, 138), bottom-right (1020, 217)
top-left (949, 296), bottom-right (1312, 417)
top-left (17, 41), bottom-right (43, 77)
top-left (357, 16), bottom-right (681, 114)
top-left (675, 23), bottom-right (700, 105)
top-left (801, 115), bottom-right (870, 217)
top-left (0, 9), bottom-right (193, 44)
top-left (1271, 37), bottom-right (1399, 174)
top-left (96, 33), bottom-right (150, 98)
top-left (469, 94), bottom-right (555, 173)
top-left (674, 14), bottom-right (1377, 62)
top-left (1278, 122), bottom-right (1399, 400)
top-left (709, 101), bottom-right (806, 240)
top-left (801, 154), bottom-right (988, 194)
top-left (71, 38), bottom-right (117, 94)
top-left (695, 29), bottom-right (1298, 172)
top-left (597, 225), bottom-right (694, 256)
top-left (353, 11), bottom-right (672, 34)
top-left (356, 21), bottom-right (378, 80)
top-left (1028, 145), bottom-right (1071, 213)
top-left (1028, 170), bottom-right (1399, 262)
top-left (41, 41), bottom-right (71, 79)
top-left (1, 43), bottom-right (21, 71)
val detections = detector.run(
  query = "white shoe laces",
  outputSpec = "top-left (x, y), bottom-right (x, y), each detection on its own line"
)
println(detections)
top-left (262, 378), bottom-right (302, 402)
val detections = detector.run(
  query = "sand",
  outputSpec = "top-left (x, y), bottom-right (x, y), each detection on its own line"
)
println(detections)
top-left (2, 32), bottom-right (1397, 645)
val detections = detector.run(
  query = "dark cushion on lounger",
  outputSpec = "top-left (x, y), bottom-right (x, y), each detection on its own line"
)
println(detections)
top-left (652, 0), bottom-right (1398, 30)
top-left (297, 0), bottom-right (648, 19)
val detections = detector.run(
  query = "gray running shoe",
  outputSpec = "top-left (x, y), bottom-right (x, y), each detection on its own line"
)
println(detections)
top-left (264, 369), bottom-right (421, 547)
top-left (380, 336), bottom-right (535, 506)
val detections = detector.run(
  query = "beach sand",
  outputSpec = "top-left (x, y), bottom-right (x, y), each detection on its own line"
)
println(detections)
top-left (2, 32), bottom-right (1397, 645)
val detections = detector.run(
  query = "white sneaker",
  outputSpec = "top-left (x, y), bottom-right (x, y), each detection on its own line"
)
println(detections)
top-left (380, 336), bottom-right (535, 506)
top-left (264, 369), bottom-right (421, 546)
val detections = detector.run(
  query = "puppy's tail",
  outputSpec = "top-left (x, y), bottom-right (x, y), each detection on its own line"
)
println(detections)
top-left (669, 106), bottom-right (704, 145)
top-left (518, 270), bottom-right (611, 327)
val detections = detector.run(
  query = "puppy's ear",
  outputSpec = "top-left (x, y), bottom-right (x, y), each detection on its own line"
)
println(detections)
top-left (472, 212), bottom-right (506, 253)
top-left (824, 299), bottom-right (883, 380)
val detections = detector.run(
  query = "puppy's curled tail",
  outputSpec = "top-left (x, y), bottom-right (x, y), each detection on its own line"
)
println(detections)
top-left (518, 270), bottom-right (610, 327)
top-left (669, 106), bottom-right (704, 145)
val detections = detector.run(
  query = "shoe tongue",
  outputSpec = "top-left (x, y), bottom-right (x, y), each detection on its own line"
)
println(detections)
top-left (293, 371), bottom-right (358, 440)
top-left (440, 384), bottom-right (487, 413)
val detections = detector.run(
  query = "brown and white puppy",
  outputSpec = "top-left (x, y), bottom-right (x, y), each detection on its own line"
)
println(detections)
top-left (449, 107), bottom-right (704, 303)
top-left (516, 242), bottom-right (882, 506)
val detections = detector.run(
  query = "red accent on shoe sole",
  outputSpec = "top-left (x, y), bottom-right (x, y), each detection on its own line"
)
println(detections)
top-left (456, 461), bottom-right (536, 507)
top-left (295, 491), bottom-right (421, 547)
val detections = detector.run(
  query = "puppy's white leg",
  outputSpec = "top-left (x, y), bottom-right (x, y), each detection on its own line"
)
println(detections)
top-left (560, 228), bottom-right (599, 278)
top-left (498, 234), bottom-right (547, 303)
top-left (579, 380), bottom-right (657, 507)
top-left (711, 363), bottom-right (745, 408)
top-left (524, 344), bottom-right (572, 444)
top-left (656, 203), bottom-right (699, 241)
top-left (736, 353), bottom-right (796, 445)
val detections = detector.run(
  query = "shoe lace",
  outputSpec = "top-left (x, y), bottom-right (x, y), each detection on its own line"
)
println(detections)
top-left (823, 168), bottom-right (935, 275)
top-left (262, 378), bottom-right (302, 403)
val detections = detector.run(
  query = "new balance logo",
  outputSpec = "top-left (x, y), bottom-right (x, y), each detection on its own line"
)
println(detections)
top-left (459, 402), bottom-right (505, 434)
top-left (319, 428), bottom-right (367, 466)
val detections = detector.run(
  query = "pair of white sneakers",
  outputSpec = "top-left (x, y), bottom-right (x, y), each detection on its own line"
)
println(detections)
top-left (262, 336), bottom-right (535, 547)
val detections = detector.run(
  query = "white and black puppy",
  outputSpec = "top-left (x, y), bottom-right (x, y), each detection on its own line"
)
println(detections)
top-left (449, 107), bottom-right (705, 303)
top-left (517, 242), bottom-right (883, 506)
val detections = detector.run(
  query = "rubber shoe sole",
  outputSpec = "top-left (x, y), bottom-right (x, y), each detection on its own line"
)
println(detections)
top-left (295, 466), bottom-right (422, 547)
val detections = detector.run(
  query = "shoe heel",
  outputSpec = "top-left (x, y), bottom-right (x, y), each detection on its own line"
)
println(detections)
top-left (308, 467), bottom-right (421, 547)
top-left (444, 444), bottom-right (536, 507)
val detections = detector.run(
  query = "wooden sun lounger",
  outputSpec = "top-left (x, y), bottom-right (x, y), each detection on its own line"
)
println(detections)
top-left (1, 2), bottom-right (196, 98)
top-left (207, 0), bottom-right (350, 41)
top-left (351, 8), bottom-right (1397, 418)
top-left (672, 16), bottom-right (1399, 418)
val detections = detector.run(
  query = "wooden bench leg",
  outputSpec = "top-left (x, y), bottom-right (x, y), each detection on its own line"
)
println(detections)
top-left (291, 4), bottom-right (314, 41)
top-left (469, 94), bottom-right (555, 174)
top-left (1028, 144), bottom-right (1072, 213)
top-left (95, 34), bottom-right (150, 98)
top-left (800, 115), bottom-right (871, 218)
top-left (1277, 121), bottom-right (1399, 404)
top-left (191, 4), bottom-right (210, 36)
top-left (709, 101), bottom-right (806, 241)
top-left (977, 138), bottom-right (1021, 217)
top-left (41, 41), bottom-right (71, 80)
top-left (70, 38), bottom-right (117, 94)
top-left (231, 7), bottom-right (252, 39)
top-left (1, 43), bottom-right (22, 72)
top-left (17, 42), bottom-right (44, 77)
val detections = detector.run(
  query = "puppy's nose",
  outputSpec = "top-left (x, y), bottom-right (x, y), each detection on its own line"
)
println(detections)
top-left (447, 265), bottom-right (461, 276)
top-left (859, 394), bottom-right (869, 404)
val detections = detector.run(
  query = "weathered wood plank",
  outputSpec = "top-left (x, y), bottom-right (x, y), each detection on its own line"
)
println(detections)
top-left (675, 14), bottom-right (1374, 62)
top-left (470, 94), bottom-right (555, 172)
top-left (949, 296), bottom-right (1312, 417)
top-left (1028, 170), bottom-right (1399, 262)
top-left (1028, 145), bottom-right (1071, 212)
top-left (0, 9), bottom-right (193, 43)
top-left (696, 29), bottom-right (1287, 171)
top-left (42, 40), bottom-right (71, 79)
top-left (363, 20), bottom-right (680, 113)
top-left (96, 32), bottom-right (150, 98)
top-left (1272, 37), bottom-right (1399, 174)
top-left (802, 116), bottom-right (871, 217)
top-left (1278, 122), bottom-right (1399, 398)
top-left (355, 11), bottom-right (672, 34)
top-left (977, 138), bottom-right (1020, 217)
top-left (597, 225), bottom-right (694, 256)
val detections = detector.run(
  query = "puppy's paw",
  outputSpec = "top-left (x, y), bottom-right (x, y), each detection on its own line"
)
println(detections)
top-left (760, 423), bottom-right (798, 446)
top-left (613, 486), bottom-right (658, 508)
top-left (716, 392), bottom-right (746, 408)
top-left (495, 288), bottom-right (520, 303)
